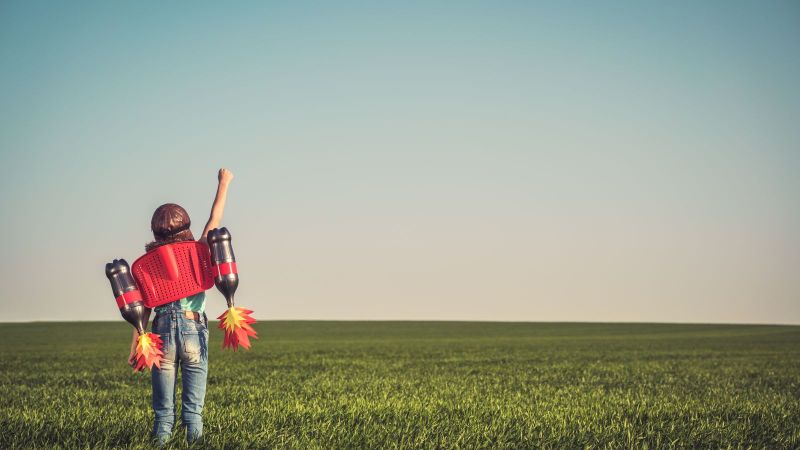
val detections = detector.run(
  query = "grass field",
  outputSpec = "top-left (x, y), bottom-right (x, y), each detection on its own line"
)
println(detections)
top-left (0, 321), bottom-right (798, 448)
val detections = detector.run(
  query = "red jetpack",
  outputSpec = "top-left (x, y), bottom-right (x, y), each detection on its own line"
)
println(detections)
top-left (105, 228), bottom-right (257, 367)
top-left (131, 242), bottom-right (215, 308)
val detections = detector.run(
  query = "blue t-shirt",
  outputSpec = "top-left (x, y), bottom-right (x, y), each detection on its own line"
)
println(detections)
top-left (155, 292), bottom-right (206, 314)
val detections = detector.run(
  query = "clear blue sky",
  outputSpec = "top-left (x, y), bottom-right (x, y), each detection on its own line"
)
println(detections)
top-left (1, 1), bottom-right (798, 323)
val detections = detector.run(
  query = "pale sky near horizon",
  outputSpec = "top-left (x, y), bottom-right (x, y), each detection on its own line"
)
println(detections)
top-left (0, 1), bottom-right (798, 323)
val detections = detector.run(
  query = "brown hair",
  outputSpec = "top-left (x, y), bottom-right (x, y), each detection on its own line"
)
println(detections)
top-left (145, 203), bottom-right (195, 251)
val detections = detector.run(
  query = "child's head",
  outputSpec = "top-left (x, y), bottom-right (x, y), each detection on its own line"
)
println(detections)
top-left (145, 203), bottom-right (195, 251)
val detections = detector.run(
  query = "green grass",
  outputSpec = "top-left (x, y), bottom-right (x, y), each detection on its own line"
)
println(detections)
top-left (0, 321), bottom-right (798, 449)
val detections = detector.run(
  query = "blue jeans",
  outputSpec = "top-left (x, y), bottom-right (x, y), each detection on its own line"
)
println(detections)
top-left (150, 301), bottom-right (209, 445)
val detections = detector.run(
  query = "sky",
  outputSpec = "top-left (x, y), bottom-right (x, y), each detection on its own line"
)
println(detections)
top-left (0, 1), bottom-right (798, 323)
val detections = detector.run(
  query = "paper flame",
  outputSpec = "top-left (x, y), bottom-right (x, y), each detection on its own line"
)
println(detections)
top-left (217, 306), bottom-right (257, 350)
top-left (133, 332), bottom-right (164, 372)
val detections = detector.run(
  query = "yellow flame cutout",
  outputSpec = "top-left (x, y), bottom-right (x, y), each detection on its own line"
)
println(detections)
top-left (133, 332), bottom-right (164, 372)
top-left (217, 306), bottom-right (258, 351)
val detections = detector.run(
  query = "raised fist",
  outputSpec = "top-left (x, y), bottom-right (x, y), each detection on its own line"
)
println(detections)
top-left (218, 168), bottom-right (234, 185)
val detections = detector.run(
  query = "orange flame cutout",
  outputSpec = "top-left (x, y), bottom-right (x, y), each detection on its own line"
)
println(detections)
top-left (133, 332), bottom-right (164, 372)
top-left (217, 306), bottom-right (257, 350)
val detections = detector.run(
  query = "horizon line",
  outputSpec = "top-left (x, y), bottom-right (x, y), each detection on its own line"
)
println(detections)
top-left (1, 319), bottom-right (798, 327)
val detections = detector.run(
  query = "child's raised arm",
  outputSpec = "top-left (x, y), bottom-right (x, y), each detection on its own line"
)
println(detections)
top-left (201, 168), bottom-right (234, 241)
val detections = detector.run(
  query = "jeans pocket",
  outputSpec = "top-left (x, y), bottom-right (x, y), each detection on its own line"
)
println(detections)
top-left (181, 319), bottom-right (206, 364)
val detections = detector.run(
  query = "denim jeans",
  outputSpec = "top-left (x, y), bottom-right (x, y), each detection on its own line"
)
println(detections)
top-left (150, 301), bottom-right (209, 445)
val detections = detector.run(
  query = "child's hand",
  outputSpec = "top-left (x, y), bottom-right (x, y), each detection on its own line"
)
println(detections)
top-left (127, 350), bottom-right (137, 368)
top-left (218, 168), bottom-right (234, 185)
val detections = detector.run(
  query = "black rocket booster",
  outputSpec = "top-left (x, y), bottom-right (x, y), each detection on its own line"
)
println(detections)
top-left (208, 227), bottom-right (239, 308)
top-left (105, 259), bottom-right (147, 335)
top-left (209, 227), bottom-right (256, 351)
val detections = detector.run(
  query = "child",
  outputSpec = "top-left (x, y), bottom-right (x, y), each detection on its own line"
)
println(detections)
top-left (127, 168), bottom-right (234, 445)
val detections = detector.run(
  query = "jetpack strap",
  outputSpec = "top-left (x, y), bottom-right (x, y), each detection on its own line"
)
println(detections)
top-left (131, 241), bottom-right (215, 308)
